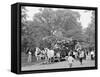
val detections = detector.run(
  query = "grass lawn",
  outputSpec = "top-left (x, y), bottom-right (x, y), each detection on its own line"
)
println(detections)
top-left (21, 52), bottom-right (46, 67)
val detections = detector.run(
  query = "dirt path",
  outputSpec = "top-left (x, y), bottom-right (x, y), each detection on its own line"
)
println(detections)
top-left (22, 60), bottom-right (95, 71)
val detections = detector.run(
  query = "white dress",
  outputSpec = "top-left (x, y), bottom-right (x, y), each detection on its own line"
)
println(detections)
top-left (28, 52), bottom-right (32, 63)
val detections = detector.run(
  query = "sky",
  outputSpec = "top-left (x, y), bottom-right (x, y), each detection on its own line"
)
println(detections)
top-left (24, 7), bottom-right (93, 29)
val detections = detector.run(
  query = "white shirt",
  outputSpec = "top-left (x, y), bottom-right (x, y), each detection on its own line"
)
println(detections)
top-left (28, 52), bottom-right (32, 55)
top-left (79, 51), bottom-right (84, 58)
top-left (68, 56), bottom-right (74, 63)
top-left (91, 51), bottom-right (94, 55)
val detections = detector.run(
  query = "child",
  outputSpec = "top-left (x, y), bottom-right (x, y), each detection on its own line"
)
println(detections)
top-left (68, 55), bottom-right (74, 68)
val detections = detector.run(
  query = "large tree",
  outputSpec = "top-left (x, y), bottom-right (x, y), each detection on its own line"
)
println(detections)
top-left (33, 8), bottom-right (82, 38)
top-left (21, 8), bottom-right (84, 52)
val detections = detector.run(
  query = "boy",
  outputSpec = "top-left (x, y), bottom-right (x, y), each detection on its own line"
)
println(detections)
top-left (68, 55), bottom-right (74, 68)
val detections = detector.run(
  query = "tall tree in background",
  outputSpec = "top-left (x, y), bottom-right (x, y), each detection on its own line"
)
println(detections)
top-left (34, 8), bottom-right (82, 38)
top-left (21, 6), bottom-right (33, 51)
top-left (85, 11), bottom-right (95, 47)
top-left (21, 6), bottom-right (28, 23)
top-left (21, 7), bottom-right (85, 52)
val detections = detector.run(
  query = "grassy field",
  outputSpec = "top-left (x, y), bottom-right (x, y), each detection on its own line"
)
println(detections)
top-left (21, 52), bottom-right (36, 67)
top-left (21, 52), bottom-right (46, 67)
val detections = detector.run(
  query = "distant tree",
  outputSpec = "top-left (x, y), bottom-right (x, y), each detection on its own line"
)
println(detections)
top-left (85, 11), bottom-right (95, 47)
top-left (21, 6), bottom-right (28, 23)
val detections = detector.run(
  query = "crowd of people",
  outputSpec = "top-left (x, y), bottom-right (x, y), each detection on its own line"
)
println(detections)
top-left (26, 39), bottom-right (95, 68)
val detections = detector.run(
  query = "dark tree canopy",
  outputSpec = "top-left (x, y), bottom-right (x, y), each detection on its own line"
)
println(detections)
top-left (21, 7), bottom-right (94, 52)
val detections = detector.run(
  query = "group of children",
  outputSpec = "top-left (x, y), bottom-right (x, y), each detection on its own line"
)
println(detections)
top-left (67, 49), bottom-right (95, 68)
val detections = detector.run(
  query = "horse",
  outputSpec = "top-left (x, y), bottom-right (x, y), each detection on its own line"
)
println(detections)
top-left (34, 47), bottom-right (42, 61)
top-left (40, 49), bottom-right (47, 60)
top-left (54, 52), bottom-right (60, 62)
top-left (44, 48), bottom-right (55, 63)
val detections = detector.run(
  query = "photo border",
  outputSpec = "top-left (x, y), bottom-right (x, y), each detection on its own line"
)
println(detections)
top-left (16, 2), bottom-right (98, 74)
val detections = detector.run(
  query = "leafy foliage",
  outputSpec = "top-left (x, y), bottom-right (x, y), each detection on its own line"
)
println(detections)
top-left (84, 11), bottom-right (95, 47)
top-left (21, 7), bottom-right (95, 52)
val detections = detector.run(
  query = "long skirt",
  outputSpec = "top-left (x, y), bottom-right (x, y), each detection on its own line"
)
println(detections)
top-left (28, 55), bottom-right (32, 63)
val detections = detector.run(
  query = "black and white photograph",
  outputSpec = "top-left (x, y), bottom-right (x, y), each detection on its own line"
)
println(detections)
top-left (21, 5), bottom-right (97, 71)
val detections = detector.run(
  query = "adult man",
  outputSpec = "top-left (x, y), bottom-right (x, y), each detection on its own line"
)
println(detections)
top-left (79, 49), bottom-right (84, 64)
top-left (90, 50), bottom-right (95, 60)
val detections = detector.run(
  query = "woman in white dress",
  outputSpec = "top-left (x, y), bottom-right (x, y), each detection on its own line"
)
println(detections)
top-left (27, 51), bottom-right (32, 63)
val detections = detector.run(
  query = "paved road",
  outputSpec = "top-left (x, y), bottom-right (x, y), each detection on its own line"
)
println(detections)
top-left (22, 60), bottom-right (95, 71)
